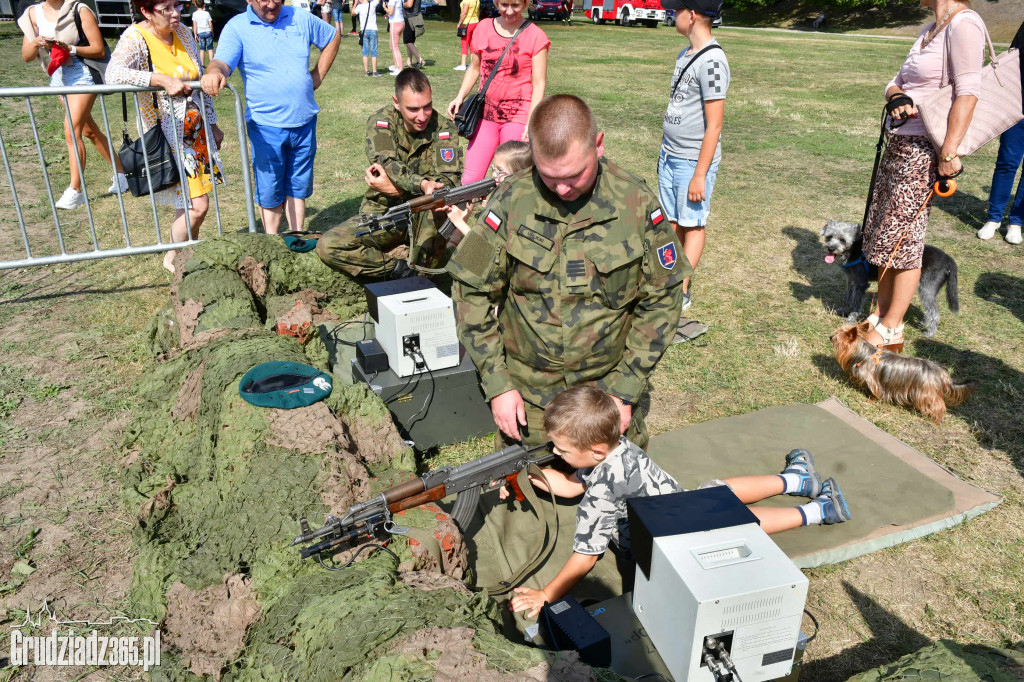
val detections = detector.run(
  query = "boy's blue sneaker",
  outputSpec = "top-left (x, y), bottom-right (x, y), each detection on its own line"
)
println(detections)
top-left (681, 290), bottom-right (692, 311)
top-left (815, 478), bottom-right (851, 525)
top-left (782, 448), bottom-right (822, 498)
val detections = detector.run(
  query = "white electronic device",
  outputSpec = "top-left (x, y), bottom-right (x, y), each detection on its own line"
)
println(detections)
top-left (374, 286), bottom-right (460, 377)
top-left (629, 488), bottom-right (809, 682)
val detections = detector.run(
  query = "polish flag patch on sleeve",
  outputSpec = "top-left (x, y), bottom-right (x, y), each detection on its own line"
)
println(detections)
top-left (650, 208), bottom-right (665, 226)
top-left (485, 211), bottom-right (503, 231)
top-left (439, 131), bottom-right (451, 140)
top-left (376, 120), bottom-right (389, 129)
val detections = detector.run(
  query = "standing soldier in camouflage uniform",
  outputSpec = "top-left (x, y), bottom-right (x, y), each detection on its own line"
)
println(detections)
top-left (447, 94), bottom-right (690, 449)
top-left (317, 69), bottom-right (462, 279)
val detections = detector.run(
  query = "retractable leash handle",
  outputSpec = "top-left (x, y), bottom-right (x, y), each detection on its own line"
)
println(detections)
top-left (934, 166), bottom-right (962, 197)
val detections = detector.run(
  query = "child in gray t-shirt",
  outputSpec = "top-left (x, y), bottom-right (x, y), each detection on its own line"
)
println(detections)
top-left (658, 0), bottom-right (729, 313)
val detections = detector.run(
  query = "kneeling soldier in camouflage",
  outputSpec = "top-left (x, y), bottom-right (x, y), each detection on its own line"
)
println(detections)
top-left (317, 69), bottom-right (462, 279)
top-left (447, 94), bottom-right (689, 449)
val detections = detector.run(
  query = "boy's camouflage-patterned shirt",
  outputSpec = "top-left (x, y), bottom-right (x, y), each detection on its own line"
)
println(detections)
top-left (362, 104), bottom-right (462, 214)
top-left (447, 158), bottom-right (690, 408)
top-left (574, 437), bottom-right (683, 555)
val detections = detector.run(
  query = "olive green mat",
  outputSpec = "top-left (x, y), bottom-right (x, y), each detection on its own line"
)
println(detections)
top-left (466, 398), bottom-right (1001, 623)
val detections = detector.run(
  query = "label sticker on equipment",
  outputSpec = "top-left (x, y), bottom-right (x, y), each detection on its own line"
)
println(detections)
top-left (762, 648), bottom-right (794, 666)
top-left (550, 601), bottom-right (571, 615)
top-left (436, 342), bottom-right (458, 358)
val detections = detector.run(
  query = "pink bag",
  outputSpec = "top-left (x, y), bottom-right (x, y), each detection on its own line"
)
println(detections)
top-left (919, 15), bottom-right (1023, 157)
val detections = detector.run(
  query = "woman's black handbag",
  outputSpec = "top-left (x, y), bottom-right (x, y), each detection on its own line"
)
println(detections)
top-left (118, 92), bottom-right (180, 197)
top-left (455, 19), bottom-right (530, 138)
top-left (456, 25), bottom-right (467, 37)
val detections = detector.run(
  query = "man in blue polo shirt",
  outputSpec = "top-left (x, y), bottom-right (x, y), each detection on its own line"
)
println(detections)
top-left (201, 0), bottom-right (340, 233)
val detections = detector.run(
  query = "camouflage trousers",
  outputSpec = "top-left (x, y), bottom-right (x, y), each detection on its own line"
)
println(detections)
top-left (495, 395), bottom-right (649, 451)
top-left (316, 212), bottom-right (445, 280)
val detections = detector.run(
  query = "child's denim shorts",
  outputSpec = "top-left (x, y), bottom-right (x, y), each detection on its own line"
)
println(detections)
top-left (657, 149), bottom-right (719, 227)
top-left (361, 29), bottom-right (378, 58)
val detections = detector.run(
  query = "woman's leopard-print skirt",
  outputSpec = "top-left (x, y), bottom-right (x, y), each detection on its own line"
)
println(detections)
top-left (863, 134), bottom-right (938, 270)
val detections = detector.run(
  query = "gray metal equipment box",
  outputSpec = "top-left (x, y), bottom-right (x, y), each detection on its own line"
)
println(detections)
top-left (351, 348), bottom-right (495, 450)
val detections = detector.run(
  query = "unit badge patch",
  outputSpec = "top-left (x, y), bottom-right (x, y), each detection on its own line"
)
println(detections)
top-left (440, 148), bottom-right (455, 163)
top-left (657, 242), bottom-right (677, 270)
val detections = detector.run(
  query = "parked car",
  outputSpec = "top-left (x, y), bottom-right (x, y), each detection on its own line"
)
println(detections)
top-left (529, 0), bottom-right (568, 21)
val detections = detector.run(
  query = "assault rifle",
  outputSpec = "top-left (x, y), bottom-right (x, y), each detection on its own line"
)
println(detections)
top-left (292, 441), bottom-right (554, 562)
top-left (354, 176), bottom-right (496, 242)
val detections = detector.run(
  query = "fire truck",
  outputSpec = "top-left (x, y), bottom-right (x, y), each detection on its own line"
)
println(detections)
top-left (583, 0), bottom-right (668, 27)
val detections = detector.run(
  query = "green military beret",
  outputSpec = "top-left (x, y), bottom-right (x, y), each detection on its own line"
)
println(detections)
top-left (282, 235), bottom-right (319, 253)
top-left (238, 361), bottom-right (332, 409)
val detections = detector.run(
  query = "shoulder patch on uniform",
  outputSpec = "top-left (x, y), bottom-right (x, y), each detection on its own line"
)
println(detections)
top-left (657, 242), bottom-right (678, 270)
top-left (650, 208), bottom-right (664, 226)
top-left (376, 120), bottom-right (389, 128)
top-left (438, 131), bottom-right (451, 140)
top-left (485, 211), bottom-right (502, 232)
top-left (440, 148), bottom-right (455, 163)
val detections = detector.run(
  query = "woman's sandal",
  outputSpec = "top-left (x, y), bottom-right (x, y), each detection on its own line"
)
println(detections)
top-left (872, 320), bottom-right (904, 353)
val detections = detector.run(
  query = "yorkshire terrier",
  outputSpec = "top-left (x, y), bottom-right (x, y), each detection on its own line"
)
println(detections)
top-left (830, 323), bottom-right (975, 424)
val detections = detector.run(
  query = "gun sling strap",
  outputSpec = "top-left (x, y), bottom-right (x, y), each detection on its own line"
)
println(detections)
top-left (386, 464), bottom-right (558, 596)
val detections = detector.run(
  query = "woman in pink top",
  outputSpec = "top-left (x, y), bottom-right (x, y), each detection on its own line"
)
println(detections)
top-left (446, 0), bottom-right (549, 184)
top-left (861, 0), bottom-right (985, 352)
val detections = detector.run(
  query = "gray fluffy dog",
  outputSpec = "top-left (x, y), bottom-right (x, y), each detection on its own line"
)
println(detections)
top-left (820, 220), bottom-right (959, 336)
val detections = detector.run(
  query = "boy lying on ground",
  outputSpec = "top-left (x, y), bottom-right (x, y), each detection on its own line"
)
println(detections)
top-left (505, 385), bottom-right (851, 618)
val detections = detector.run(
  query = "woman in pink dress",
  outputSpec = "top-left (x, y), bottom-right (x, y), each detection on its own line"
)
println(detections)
top-left (861, 0), bottom-right (986, 352)
top-left (446, 0), bottom-right (549, 184)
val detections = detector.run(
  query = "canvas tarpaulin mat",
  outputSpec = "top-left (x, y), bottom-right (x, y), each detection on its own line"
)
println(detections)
top-left (468, 398), bottom-right (1001, 625)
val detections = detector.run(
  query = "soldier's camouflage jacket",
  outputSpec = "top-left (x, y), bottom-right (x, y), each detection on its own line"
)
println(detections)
top-left (574, 437), bottom-right (683, 555)
top-left (447, 158), bottom-right (690, 408)
top-left (362, 105), bottom-right (462, 214)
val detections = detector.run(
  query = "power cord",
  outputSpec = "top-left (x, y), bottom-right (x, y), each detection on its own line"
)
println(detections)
top-left (314, 543), bottom-right (399, 571)
top-left (404, 349), bottom-right (435, 429)
top-left (803, 608), bottom-right (820, 643)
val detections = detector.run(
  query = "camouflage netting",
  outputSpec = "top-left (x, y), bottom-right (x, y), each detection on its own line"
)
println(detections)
top-left (128, 234), bottom-right (619, 681)
top-left (845, 640), bottom-right (1024, 681)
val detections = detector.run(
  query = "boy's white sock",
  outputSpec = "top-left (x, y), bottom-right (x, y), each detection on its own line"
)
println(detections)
top-left (778, 473), bottom-right (803, 494)
top-left (798, 501), bottom-right (823, 526)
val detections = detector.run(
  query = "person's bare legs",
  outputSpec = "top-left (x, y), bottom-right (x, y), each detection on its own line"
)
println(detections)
top-left (864, 266), bottom-right (920, 345)
top-left (163, 194), bottom-right (210, 272)
top-left (750, 507), bottom-right (805, 534)
top-left (672, 220), bottom-right (705, 294)
top-left (261, 204), bottom-right (285, 234)
top-left (284, 196), bottom-right (306, 233)
top-left (721, 474), bottom-right (803, 534)
top-left (363, 54), bottom-right (370, 72)
top-left (405, 42), bottom-right (421, 66)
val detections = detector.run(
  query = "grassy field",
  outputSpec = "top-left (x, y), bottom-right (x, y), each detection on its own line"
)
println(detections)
top-left (1, 16), bottom-right (1023, 681)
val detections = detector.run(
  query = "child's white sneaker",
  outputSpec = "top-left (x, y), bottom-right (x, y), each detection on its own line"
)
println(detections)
top-left (977, 221), bottom-right (1000, 240)
top-left (1006, 225), bottom-right (1022, 245)
top-left (55, 186), bottom-right (84, 209)
top-left (108, 172), bottom-right (129, 194)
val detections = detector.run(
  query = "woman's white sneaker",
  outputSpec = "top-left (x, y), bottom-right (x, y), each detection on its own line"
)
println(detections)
top-left (1006, 225), bottom-right (1022, 245)
top-left (108, 173), bottom-right (129, 194)
top-left (977, 221), bottom-right (1000, 240)
top-left (55, 186), bottom-right (84, 209)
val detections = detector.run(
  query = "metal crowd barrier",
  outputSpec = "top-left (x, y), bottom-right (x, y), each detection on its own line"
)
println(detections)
top-left (0, 80), bottom-right (257, 270)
